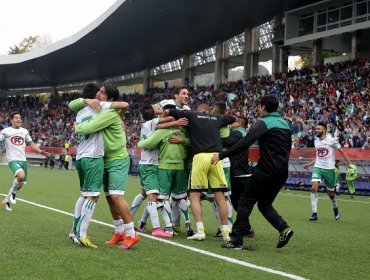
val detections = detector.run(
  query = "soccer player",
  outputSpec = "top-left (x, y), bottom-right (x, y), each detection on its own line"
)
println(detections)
top-left (212, 95), bottom-right (293, 249)
top-left (222, 116), bottom-right (255, 238)
top-left (165, 103), bottom-right (236, 241)
top-left (68, 83), bottom-right (118, 247)
top-left (151, 86), bottom-right (191, 230)
top-left (152, 86), bottom-right (190, 114)
top-left (0, 112), bottom-right (49, 211)
top-left (135, 103), bottom-right (188, 238)
top-left (138, 105), bottom-right (193, 237)
top-left (303, 122), bottom-right (352, 221)
top-left (73, 83), bottom-right (139, 250)
top-left (208, 102), bottom-right (234, 237)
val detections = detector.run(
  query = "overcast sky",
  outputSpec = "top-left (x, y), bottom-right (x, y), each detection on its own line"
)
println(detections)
top-left (0, 0), bottom-right (117, 55)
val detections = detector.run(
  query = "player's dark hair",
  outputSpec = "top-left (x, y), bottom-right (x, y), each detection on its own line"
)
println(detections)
top-left (260, 95), bottom-right (279, 113)
top-left (317, 122), bottom-right (327, 130)
top-left (103, 83), bottom-right (119, 101)
top-left (173, 86), bottom-right (188, 98)
top-left (9, 111), bottom-right (21, 120)
top-left (214, 102), bottom-right (227, 115)
top-left (237, 116), bottom-right (248, 128)
top-left (141, 103), bottom-right (155, 121)
top-left (82, 83), bottom-right (100, 99)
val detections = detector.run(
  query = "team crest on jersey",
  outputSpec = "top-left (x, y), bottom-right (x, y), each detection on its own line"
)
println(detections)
top-left (10, 136), bottom-right (24, 146)
top-left (317, 147), bottom-right (329, 157)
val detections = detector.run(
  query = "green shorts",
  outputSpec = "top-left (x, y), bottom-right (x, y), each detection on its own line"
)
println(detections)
top-left (157, 168), bottom-right (189, 199)
top-left (76, 158), bottom-right (104, 196)
top-left (9, 161), bottom-right (28, 183)
top-left (103, 157), bottom-right (130, 196)
top-left (190, 153), bottom-right (227, 193)
top-left (139, 164), bottom-right (159, 195)
top-left (312, 167), bottom-right (336, 191)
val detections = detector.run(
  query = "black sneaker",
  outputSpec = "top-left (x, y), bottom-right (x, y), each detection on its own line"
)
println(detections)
top-left (138, 222), bottom-right (146, 233)
top-left (221, 241), bottom-right (243, 250)
top-left (309, 212), bottom-right (318, 221)
top-left (276, 227), bottom-right (294, 248)
top-left (185, 222), bottom-right (194, 237)
top-left (333, 207), bottom-right (340, 220)
top-left (213, 228), bottom-right (223, 237)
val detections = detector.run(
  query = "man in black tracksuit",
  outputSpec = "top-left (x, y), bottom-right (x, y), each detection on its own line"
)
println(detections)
top-left (212, 95), bottom-right (293, 249)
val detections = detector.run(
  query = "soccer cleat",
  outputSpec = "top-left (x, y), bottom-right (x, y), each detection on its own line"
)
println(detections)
top-left (276, 227), bottom-right (294, 248)
top-left (333, 207), bottom-right (340, 220)
top-left (152, 228), bottom-right (173, 238)
top-left (185, 222), bottom-right (194, 237)
top-left (118, 233), bottom-right (140, 250)
top-left (105, 232), bottom-right (126, 245)
top-left (2, 201), bottom-right (12, 212)
top-left (213, 228), bottom-right (223, 237)
top-left (221, 241), bottom-right (243, 250)
top-left (9, 193), bottom-right (16, 205)
top-left (164, 226), bottom-right (174, 236)
top-left (68, 231), bottom-right (81, 245)
top-left (138, 222), bottom-right (146, 233)
top-left (79, 236), bottom-right (98, 249)
top-left (187, 232), bottom-right (206, 241)
top-left (309, 212), bottom-right (318, 221)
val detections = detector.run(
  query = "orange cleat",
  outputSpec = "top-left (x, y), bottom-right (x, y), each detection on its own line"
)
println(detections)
top-left (105, 232), bottom-right (126, 245)
top-left (117, 233), bottom-right (140, 250)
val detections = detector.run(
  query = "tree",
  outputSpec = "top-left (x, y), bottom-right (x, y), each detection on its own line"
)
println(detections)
top-left (8, 34), bottom-right (52, 55)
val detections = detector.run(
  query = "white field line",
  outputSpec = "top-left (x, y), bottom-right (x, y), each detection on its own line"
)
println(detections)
top-left (280, 191), bottom-right (370, 204)
top-left (0, 193), bottom-right (307, 280)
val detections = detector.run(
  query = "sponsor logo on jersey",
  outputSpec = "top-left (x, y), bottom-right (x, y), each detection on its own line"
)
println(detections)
top-left (10, 136), bottom-right (24, 146)
top-left (317, 147), bottom-right (329, 157)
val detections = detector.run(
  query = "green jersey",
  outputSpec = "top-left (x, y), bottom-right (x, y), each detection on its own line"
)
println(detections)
top-left (75, 109), bottom-right (128, 161)
top-left (138, 128), bottom-right (188, 170)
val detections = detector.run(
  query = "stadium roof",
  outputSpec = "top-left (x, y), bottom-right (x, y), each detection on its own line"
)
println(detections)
top-left (0, 0), bottom-right (322, 89)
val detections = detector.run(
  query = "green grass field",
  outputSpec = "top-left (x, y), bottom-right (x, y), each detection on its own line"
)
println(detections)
top-left (0, 165), bottom-right (369, 280)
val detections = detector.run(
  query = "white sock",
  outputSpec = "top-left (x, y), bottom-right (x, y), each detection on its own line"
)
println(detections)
top-left (211, 201), bottom-right (222, 227)
top-left (72, 197), bottom-right (85, 233)
top-left (10, 178), bottom-right (19, 194)
top-left (331, 196), bottom-right (338, 209)
top-left (131, 193), bottom-right (146, 216)
top-left (147, 201), bottom-right (160, 229)
top-left (221, 224), bottom-right (231, 233)
top-left (124, 222), bottom-right (135, 237)
top-left (113, 219), bottom-right (124, 234)
top-left (78, 199), bottom-right (96, 238)
top-left (74, 197), bottom-right (86, 218)
top-left (171, 199), bottom-right (180, 227)
top-left (178, 198), bottom-right (190, 223)
top-left (196, 222), bottom-right (205, 234)
top-left (5, 179), bottom-right (19, 202)
top-left (311, 192), bottom-right (318, 213)
top-left (161, 200), bottom-right (172, 228)
top-left (140, 205), bottom-right (149, 224)
top-left (226, 199), bottom-right (234, 226)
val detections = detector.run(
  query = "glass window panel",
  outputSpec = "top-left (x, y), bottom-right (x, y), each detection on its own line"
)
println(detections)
top-left (328, 9), bottom-right (339, 23)
top-left (317, 13), bottom-right (327, 25)
top-left (299, 16), bottom-right (314, 36)
top-left (341, 5), bottom-right (353, 20)
top-left (356, 2), bottom-right (367, 16)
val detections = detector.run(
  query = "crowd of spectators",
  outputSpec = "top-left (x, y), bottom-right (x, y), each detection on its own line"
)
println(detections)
top-left (1, 57), bottom-right (370, 151)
